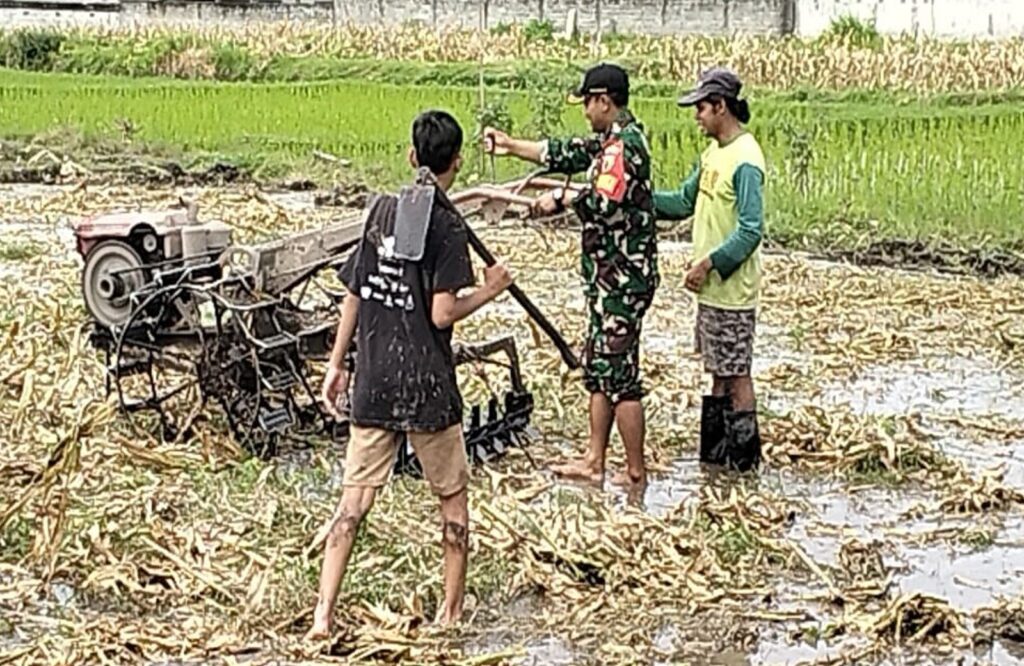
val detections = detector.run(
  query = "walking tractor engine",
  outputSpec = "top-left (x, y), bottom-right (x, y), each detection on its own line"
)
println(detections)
top-left (72, 172), bottom-right (579, 474)
top-left (77, 205), bottom-right (232, 329)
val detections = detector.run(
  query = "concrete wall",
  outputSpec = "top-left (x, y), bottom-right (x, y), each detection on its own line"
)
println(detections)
top-left (795, 0), bottom-right (1024, 39)
top-left (121, 0), bottom-right (334, 25)
top-left (0, 0), bottom-right (1022, 38)
top-left (365, 0), bottom-right (794, 36)
top-left (0, 0), bottom-right (795, 34)
top-left (0, 9), bottom-right (117, 27)
top-left (0, 0), bottom-right (120, 27)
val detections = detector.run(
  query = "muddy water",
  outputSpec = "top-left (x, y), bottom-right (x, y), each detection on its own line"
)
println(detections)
top-left (813, 351), bottom-right (1024, 619)
top-left (464, 595), bottom-right (580, 664)
top-left (937, 434), bottom-right (1024, 489)
top-left (897, 532), bottom-right (1024, 609)
top-left (818, 355), bottom-right (1024, 420)
top-left (518, 326), bottom-right (1024, 663)
top-left (476, 460), bottom-right (1023, 665)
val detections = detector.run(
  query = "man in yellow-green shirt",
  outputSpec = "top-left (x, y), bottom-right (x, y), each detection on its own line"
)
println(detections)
top-left (654, 67), bottom-right (766, 473)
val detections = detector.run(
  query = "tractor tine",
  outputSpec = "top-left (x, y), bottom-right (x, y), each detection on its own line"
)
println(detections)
top-left (492, 432), bottom-right (507, 455)
top-left (475, 442), bottom-right (494, 463)
top-left (518, 442), bottom-right (540, 470)
top-left (520, 425), bottom-right (540, 442)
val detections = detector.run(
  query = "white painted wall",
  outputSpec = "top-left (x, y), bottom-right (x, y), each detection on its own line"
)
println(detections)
top-left (796, 0), bottom-right (1024, 39)
top-left (0, 7), bottom-right (119, 28)
top-left (2, 0), bottom-right (1024, 38)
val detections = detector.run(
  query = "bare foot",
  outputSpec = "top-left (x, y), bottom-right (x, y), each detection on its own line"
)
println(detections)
top-left (610, 470), bottom-right (647, 507)
top-left (303, 610), bottom-right (333, 641)
top-left (625, 483), bottom-right (647, 508)
top-left (550, 459), bottom-right (603, 486)
top-left (609, 469), bottom-right (646, 488)
top-left (433, 603), bottom-right (464, 627)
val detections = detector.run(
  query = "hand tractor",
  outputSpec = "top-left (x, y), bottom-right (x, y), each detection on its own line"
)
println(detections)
top-left (73, 172), bottom-right (582, 475)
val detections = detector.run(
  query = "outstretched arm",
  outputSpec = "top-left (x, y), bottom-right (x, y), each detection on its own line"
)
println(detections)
top-left (534, 133), bottom-right (642, 216)
top-left (483, 127), bottom-right (546, 164)
top-left (653, 163), bottom-right (700, 221)
top-left (543, 136), bottom-right (601, 175)
top-left (484, 128), bottom-right (597, 175)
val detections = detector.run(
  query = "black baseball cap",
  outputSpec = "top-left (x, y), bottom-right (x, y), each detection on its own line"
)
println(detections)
top-left (677, 67), bottom-right (743, 106)
top-left (567, 63), bottom-right (629, 104)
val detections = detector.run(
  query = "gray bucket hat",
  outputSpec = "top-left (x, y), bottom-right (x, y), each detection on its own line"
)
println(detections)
top-left (677, 67), bottom-right (743, 106)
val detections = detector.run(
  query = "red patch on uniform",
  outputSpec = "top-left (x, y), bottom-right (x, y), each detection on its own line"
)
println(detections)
top-left (594, 139), bottom-right (627, 202)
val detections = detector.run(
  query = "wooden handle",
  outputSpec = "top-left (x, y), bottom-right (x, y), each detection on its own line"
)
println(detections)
top-left (464, 226), bottom-right (581, 371)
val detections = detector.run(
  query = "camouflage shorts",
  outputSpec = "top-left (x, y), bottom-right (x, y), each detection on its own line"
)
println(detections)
top-left (584, 291), bottom-right (650, 404)
top-left (694, 304), bottom-right (756, 377)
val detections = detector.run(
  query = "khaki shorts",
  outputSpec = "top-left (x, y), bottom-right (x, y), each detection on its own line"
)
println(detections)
top-left (694, 303), bottom-right (756, 377)
top-left (343, 424), bottom-right (469, 497)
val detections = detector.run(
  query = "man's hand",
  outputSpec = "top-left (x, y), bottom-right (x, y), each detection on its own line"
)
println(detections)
top-left (483, 262), bottom-right (513, 296)
top-left (483, 127), bottom-right (512, 156)
top-left (483, 128), bottom-right (547, 164)
top-left (530, 191), bottom-right (562, 216)
top-left (685, 257), bottom-right (713, 293)
top-left (432, 262), bottom-right (514, 329)
top-left (321, 364), bottom-right (350, 419)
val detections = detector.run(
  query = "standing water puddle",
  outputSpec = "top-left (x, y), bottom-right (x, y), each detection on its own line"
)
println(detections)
top-left (463, 594), bottom-right (579, 664)
top-left (818, 355), bottom-right (1024, 420)
top-left (635, 461), bottom-right (1024, 663)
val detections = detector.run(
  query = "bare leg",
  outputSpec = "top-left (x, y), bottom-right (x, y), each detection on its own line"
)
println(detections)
top-left (551, 391), bottom-right (612, 485)
top-left (609, 400), bottom-right (647, 493)
top-left (727, 376), bottom-right (755, 412)
top-left (712, 376), bottom-right (730, 397)
top-left (436, 488), bottom-right (469, 625)
top-left (305, 486), bottom-right (377, 640)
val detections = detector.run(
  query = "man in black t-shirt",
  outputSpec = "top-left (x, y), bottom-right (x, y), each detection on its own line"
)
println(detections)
top-left (305, 111), bottom-right (513, 640)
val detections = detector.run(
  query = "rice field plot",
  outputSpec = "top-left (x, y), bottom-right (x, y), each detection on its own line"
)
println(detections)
top-left (0, 180), bottom-right (1022, 665)
top-left (2, 69), bottom-right (1023, 247)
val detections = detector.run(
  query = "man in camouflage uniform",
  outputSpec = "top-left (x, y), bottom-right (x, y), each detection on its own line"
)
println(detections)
top-left (485, 63), bottom-right (659, 495)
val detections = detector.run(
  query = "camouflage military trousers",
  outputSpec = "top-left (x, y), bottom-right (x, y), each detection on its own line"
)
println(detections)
top-left (583, 290), bottom-right (651, 405)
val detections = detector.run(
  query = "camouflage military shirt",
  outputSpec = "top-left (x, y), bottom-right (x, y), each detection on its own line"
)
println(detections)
top-left (544, 109), bottom-right (659, 403)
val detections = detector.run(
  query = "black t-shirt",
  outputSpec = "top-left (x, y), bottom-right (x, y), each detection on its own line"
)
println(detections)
top-left (338, 192), bottom-right (476, 431)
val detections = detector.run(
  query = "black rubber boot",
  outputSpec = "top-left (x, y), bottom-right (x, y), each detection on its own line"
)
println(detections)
top-left (699, 394), bottom-right (731, 464)
top-left (723, 408), bottom-right (762, 473)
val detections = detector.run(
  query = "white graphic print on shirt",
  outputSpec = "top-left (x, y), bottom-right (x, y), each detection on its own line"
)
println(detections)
top-left (358, 235), bottom-right (415, 312)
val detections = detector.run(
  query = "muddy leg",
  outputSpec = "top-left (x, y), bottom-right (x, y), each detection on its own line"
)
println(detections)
top-left (610, 400), bottom-right (647, 495)
top-left (305, 486), bottom-right (376, 640)
top-left (437, 488), bottom-right (469, 625)
top-left (551, 391), bottom-right (611, 485)
top-left (727, 376), bottom-right (755, 412)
